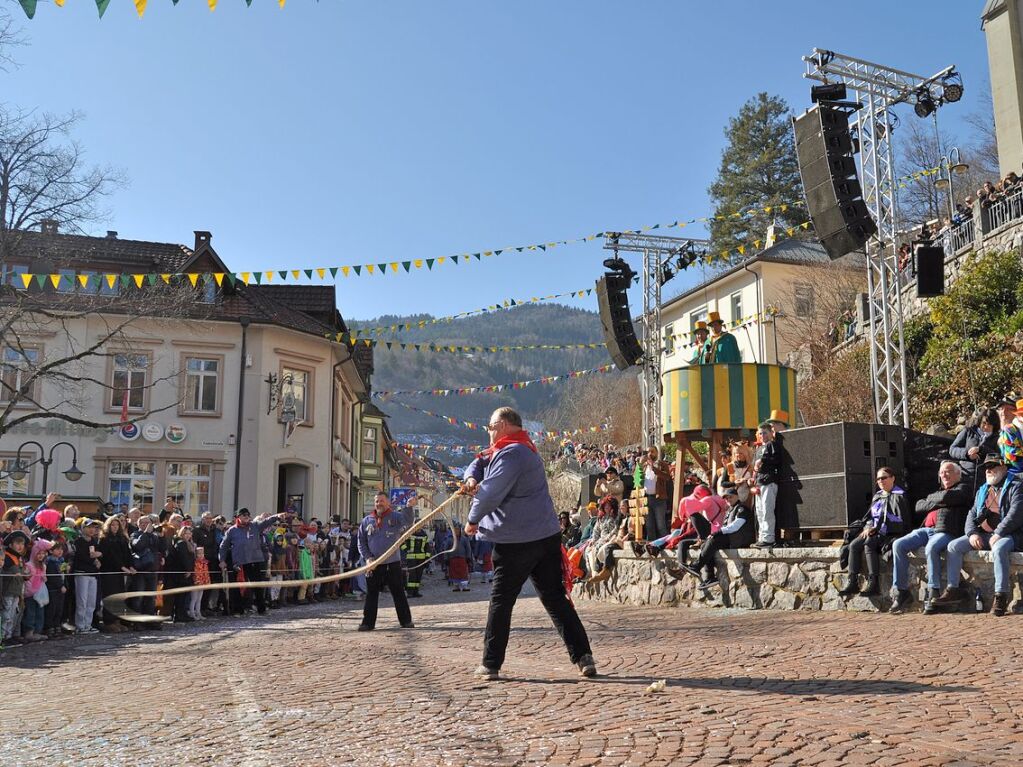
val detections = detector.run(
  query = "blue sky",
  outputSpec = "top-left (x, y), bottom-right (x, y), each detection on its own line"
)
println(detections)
top-left (2, 0), bottom-right (992, 323)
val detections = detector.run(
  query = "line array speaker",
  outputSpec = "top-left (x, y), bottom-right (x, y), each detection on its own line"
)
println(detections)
top-left (793, 104), bottom-right (877, 259)
top-left (595, 273), bottom-right (644, 370)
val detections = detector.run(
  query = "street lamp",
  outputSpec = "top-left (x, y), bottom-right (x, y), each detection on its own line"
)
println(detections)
top-left (933, 147), bottom-right (969, 219)
top-left (5, 440), bottom-right (85, 492)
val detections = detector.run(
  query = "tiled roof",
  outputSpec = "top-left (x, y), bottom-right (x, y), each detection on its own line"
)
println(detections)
top-left (4, 229), bottom-right (194, 272)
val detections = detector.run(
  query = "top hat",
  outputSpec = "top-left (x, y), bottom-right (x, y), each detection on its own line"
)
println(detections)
top-left (769, 409), bottom-right (790, 427)
top-left (707, 311), bottom-right (723, 325)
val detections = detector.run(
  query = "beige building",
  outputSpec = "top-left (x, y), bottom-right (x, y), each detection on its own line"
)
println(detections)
top-left (660, 238), bottom-right (865, 378)
top-left (0, 227), bottom-right (372, 521)
top-left (983, 0), bottom-right (1023, 176)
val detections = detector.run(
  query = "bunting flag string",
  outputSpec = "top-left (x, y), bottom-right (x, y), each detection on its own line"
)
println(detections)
top-left (371, 364), bottom-right (615, 398)
top-left (386, 399), bottom-right (609, 440)
top-left (396, 442), bottom-right (488, 454)
top-left (12, 202), bottom-right (808, 289)
top-left (348, 285), bottom-right (605, 338)
top-left (332, 337), bottom-right (608, 354)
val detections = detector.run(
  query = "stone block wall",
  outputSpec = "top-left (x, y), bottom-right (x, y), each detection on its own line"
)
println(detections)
top-left (573, 543), bottom-right (1023, 614)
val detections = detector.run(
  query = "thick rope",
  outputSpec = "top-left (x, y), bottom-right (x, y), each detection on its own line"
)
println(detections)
top-left (102, 492), bottom-right (466, 622)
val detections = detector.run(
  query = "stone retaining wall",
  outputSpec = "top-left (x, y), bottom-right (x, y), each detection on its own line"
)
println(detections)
top-left (573, 543), bottom-right (1023, 613)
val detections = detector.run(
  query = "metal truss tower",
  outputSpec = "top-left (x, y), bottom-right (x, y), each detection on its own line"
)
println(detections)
top-left (603, 232), bottom-right (709, 448)
top-left (803, 49), bottom-right (956, 428)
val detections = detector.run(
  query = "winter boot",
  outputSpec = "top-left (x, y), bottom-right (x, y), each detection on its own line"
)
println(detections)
top-left (859, 576), bottom-right (880, 597)
top-left (888, 588), bottom-right (913, 614)
top-left (837, 578), bottom-right (859, 597)
top-left (930, 586), bottom-right (967, 611)
top-left (991, 591), bottom-right (1010, 617)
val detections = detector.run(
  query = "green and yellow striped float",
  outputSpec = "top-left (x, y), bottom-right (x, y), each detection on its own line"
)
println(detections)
top-left (661, 363), bottom-right (797, 435)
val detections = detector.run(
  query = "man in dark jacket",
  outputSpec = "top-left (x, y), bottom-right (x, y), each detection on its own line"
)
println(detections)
top-left (932, 455), bottom-right (1023, 616)
top-left (751, 422), bottom-right (781, 548)
top-left (463, 406), bottom-right (595, 681)
top-left (889, 461), bottom-right (973, 614)
top-left (357, 493), bottom-right (413, 630)
top-left (675, 483), bottom-right (754, 588)
top-left (219, 509), bottom-right (280, 616)
top-left (192, 512), bottom-right (221, 616)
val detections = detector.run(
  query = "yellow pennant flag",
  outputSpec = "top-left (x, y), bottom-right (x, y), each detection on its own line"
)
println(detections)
top-left (187, 273), bottom-right (199, 287)
top-left (241, 272), bottom-right (251, 285)
top-left (413, 259), bottom-right (423, 269)
top-left (366, 264), bottom-right (375, 275)
top-left (135, 0), bottom-right (147, 16)
top-left (280, 0), bottom-right (285, 6)
top-left (105, 274), bottom-right (117, 290)
top-left (437, 257), bottom-right (446, 266)
top-left (213, 273), bottom-right (225, 286)
top-left (209, 0), bottom-right (216, 9)
top-left (737, 245), bottom-right (745, 256)
top-left (161, 274), bottom-right (171, 284)
top-left (291, 270), bottom-right (300, 280)
top-left (55, 0), bottom-right (64, 6)
top-left (316, 268), bottom-right (325, 280)
top-left (19, 273), bottom-right (31, 290)
top-left (77, 274), bottom-right (89, 288)
top-left (49, 274), bottom-right (61, 289)
top-left (341, 266), bottom-right (350, 277)
top-left (133, 274), bottom-right (145, 288)
top-left (390, 263), bottom-right (399, 273)
top-left (265, 272), bottom-right (274, 283)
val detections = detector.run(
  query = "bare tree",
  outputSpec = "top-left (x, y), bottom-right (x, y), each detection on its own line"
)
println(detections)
top-left (0, 8), bottom-right (25, 73)
top-left (540, 373), bottom-right (642, 447)
top-left (772, 262), bottom-right (866, 380)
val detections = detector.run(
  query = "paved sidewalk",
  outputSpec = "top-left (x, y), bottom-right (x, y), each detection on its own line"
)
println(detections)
top-left (2, 573), bottom-right (1020, 767)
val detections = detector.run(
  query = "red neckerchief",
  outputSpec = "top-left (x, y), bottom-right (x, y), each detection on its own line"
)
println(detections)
top-left (369, 508), bottom-right (391, 531)
top-left (477, 430), bottom-right (538, 460)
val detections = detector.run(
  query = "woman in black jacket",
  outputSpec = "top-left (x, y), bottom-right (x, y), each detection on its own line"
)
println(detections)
top-left (97, 516), bottom-right (135, 631)
top-left (839, 467), bottom-right (910, 597)
top-left (164, 526), bottom-right (196, 623)
top-left (129, 516), bottom-right (161, 615)
top-left (949, 408), bottom-right (1000, 491)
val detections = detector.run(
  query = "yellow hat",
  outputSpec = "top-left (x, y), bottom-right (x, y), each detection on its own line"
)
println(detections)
top-left (708, 311), bottom-right (723, 324)
top-left (586, 501), bottom-right (598, 511)
top-left (769, 409), bottom-right (790, 427)
top-left (692, 321), bottom-right (708, 334)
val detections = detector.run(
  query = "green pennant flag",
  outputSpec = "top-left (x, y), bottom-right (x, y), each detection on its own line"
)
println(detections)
top-left (586, 288), bottom-right (592, 295)
top-left (451, 256), bottom-right (459, 264)
top-left (253, 272), bottom-right (262, 284)
top-left (509, 299), bottom-right (517, 306)
top-left (147, 274), bottom-right (158, 286)
top-left (18, 0), bottom-right (36, 19)
top-left (401, 262), bottom-right (411, 272)
top-left (425, 259), bottom-right (434, 270)
top-left (95, 0), bottom-right (110, 17)
top-left (329, 267), bottom-right (339, 278)
top-left (386, 342), bottom-right (393, 349)
top-left (34, 274), bottom-right (46, 288)
top-left (226, 273), bottom-right (237, 286)
top-left (120, 274), bottom-right (132, 287)
top-left (374, 264), bottom-right (385, 275)
top-left (278, 271), bottom-right (288, 281)
top-left (494, 249), bottom-right (503, 256)
top-left (348, 265), bottom-right (359, 276)
top-left (304, 269), bottom-right (313, 279)
top-left (516, 247), bottom-right (524, 252)
top-left (538, 245), bottom-right (546, 251)
top-left (473, 253), bottom-right (481, 261)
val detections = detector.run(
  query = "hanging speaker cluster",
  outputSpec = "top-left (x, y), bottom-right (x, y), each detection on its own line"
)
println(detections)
top-left (793, 103), bottom-right (877, 259)
top-left (595, 266), bottom-right (644, 371)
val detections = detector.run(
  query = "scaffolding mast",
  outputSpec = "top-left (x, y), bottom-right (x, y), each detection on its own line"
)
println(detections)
top-left (603, 232), bottom-right (709, 448)
top-left (803, 49), bottom-right (955, 428)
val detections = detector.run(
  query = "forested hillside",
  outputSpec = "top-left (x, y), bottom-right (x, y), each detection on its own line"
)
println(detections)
top-left (348, 304), bottom-right (626, 451)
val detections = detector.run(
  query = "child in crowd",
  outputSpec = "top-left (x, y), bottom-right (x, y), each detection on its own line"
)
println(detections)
top-left (71, 519), bottom-right (102, 634)
top-left (297, 537), bottom-right (316, 604)
top-left (2, 531), bottom-right (31, 644)
top-left (21, 538), bottom-right (53, 643)
top-left (44, 541), bottom-right (68, 637)
top-left (269, 531), bottom-right (289, 607)
top-left (192, 546), bottom-right (210, 620)
top-left (447, 527), bottom-right (473, 592)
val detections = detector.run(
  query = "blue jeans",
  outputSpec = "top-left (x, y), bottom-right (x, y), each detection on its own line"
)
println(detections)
top-left (891, 527), bottom-right (952, 590)
top-left (21, 597), bottom-right (45, 635)
top-left (946, 533), bottom-right (1017, 593)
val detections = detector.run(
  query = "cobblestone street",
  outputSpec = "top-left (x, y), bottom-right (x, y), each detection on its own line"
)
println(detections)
top-left (3, 572), bottom-right (1021, 767)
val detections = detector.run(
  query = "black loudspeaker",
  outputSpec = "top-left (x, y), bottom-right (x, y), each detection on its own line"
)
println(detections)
top-left (793, 105), bottom-right (877, 259)
top-left (775, 422), bottom-right (905, 530)
top-left (915, 245), bottom-right (945, 297)
top-left (595, 273), bottom-right (644, 370)
top-left (581, 473), bottom-right (601, 506)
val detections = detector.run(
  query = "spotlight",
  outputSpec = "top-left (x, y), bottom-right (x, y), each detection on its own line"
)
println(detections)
top-left (913, 88), bottom-right (936, 118)
top-left (602, 256), bottom-right (634, 279)
top-left (811, 83), bottom-right (847, 103)
top-left (659, 264), bottom-right (675, 286)
top-left (941, 72), bottom-right (964, 103)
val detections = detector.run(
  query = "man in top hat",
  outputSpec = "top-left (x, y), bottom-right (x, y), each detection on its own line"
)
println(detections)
top-left (996, 396), bottom-right (1023, 478)
top-left (768, 410), bottom-right (790, 433)
top-left (704, 311), bottom-right (741, 364)
top-left (689, 321), bottom-right (709, 365)
top-left (932, 454), bottom-right (1023, 616)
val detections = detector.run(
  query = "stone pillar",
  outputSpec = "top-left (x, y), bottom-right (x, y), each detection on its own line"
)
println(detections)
top-left (982, 0), bottom-right (1023, 177)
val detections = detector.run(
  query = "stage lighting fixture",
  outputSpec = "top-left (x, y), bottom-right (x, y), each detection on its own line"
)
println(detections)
top-left (913, 89), bottom-right (936, 118)
top-left (602, 256), bottom-right (634, 278)
top-left (941, 72), bottom-right (964, 103)
top-left (659, 263), bottom-right (675, 286)
top-left (811, 83), bottom-right (847, 103)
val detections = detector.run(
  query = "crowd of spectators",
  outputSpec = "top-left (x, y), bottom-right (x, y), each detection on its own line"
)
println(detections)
top-left (0, 495), bottom-right (466, 650)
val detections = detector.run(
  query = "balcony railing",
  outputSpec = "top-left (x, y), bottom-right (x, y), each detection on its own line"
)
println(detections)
top-left (983, 187), bottom-right (1023, 234)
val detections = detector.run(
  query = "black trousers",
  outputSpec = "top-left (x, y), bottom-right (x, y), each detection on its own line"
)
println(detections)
top-left (693, 531), bottom-right (730, 578)
top-left (362, 561), bottom-right (413, 628)
top-left (483, 533), bottom-right (592, 671)
top-left (406, 560), bottom-right (427, 590)
top-left (127, 572), bottom-right (158, 615)
top-left (847, 534), bottom-right (883, 579)
top-left (230, 561), bottom-right (269, 614)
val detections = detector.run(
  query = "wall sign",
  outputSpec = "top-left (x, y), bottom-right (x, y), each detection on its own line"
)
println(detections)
top-left (142, 422), bottom-right (164, 442)
top-left (119, 423), bottom-right (140, 441)
top-left (166, 424), bottom-right (187, 444)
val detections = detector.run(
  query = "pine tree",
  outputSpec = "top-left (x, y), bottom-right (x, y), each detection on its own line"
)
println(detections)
top-left (707, 93), bottom-right (805, 265)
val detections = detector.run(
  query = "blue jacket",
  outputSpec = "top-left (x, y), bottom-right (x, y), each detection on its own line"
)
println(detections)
top-left (219, 516), bottom-right (281, 568)
top-left (357, 509), bottom-right (410, 565)
top-left (966, 477), bottom-right (1023, 548)
top-left (464, 443), bottom-right (560, 544)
